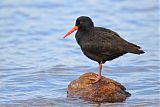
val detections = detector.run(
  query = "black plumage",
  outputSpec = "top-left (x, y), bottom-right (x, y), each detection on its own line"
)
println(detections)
top-left (64, 16), bottom-right (144, 83)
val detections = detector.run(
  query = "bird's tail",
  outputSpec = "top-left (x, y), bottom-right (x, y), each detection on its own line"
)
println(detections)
top-left (127, 43), bottom-right (145, 54)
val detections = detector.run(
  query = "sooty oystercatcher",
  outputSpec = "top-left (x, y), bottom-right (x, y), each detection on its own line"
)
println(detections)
top-left (64, 16), bottom-right (144, 83)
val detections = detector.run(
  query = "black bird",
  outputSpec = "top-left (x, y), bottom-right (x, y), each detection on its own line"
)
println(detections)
top-left (64, 16), bottom-right (144, 83)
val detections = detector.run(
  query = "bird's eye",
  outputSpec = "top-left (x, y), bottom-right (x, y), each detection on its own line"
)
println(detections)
top-left (80, 21), bottom-right (84, 24)
top-left (76, 20), bottom-right (84, 26)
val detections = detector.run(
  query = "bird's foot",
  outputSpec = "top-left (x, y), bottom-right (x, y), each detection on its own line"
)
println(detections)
top-left (89, 75), bottom-right (101, 83)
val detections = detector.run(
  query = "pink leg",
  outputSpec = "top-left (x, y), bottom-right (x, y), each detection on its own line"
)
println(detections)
top-left (90, 62), bottom-right (103, 83)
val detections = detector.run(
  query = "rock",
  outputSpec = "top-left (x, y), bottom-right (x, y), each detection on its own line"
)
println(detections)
top-left (67, 72), bottom-right (131, 102)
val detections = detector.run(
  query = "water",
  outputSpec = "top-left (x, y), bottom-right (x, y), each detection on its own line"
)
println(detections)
top-left (0, 0), bottom-right (159, 106)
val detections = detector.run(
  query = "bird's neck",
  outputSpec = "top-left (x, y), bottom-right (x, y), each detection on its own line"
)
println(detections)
top-left (76, 28), bottom-right (94, 43)
top-left (78, 30), bottom-right (93, 41)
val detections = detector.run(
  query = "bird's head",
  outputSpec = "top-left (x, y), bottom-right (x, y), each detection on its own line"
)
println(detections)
top-left (64, 16), bottom-right (94, 38)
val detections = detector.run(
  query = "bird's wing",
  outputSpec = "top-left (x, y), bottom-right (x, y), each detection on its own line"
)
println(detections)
top-left (81, 27), bottom-right (129, 55)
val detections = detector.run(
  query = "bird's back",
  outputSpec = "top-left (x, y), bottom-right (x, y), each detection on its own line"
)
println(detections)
top-left (75, 27), bottom-right (144, 63)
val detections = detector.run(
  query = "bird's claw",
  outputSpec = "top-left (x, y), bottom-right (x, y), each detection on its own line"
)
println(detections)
top-left (89, 75), bottom-right (101, 83)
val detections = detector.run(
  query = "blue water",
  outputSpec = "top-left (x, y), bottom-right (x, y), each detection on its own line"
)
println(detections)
top-left (0, 0), bottom-right (159, 106)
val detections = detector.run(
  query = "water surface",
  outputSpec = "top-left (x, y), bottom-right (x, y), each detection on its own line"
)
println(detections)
top-left (0, 0), bottom-right (159, 106)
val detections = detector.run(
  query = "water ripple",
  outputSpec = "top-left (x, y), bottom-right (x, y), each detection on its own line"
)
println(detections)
top-left (0, 0), bottom-right (159, 106)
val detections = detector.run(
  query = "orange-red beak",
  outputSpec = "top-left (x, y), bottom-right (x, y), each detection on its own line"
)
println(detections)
top-left (64, 26), bottom-right (78, 38)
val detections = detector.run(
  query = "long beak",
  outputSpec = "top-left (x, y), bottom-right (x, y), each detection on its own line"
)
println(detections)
top-left (64, 26), bottom-right (78, 38)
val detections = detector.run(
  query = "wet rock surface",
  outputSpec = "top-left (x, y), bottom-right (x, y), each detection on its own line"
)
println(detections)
top-left (67, 72), bottom-right (131, 102)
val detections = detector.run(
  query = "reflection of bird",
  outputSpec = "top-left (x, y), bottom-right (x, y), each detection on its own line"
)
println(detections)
top-left (64, 16), bottom-right (144, 83)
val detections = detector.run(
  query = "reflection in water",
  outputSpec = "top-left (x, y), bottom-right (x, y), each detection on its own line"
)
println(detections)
top-left (0, 0), bottom-right (159, 106)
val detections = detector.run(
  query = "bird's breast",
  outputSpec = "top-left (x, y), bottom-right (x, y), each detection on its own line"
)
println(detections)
top-left (75, 30), bottom-right (92, 46)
